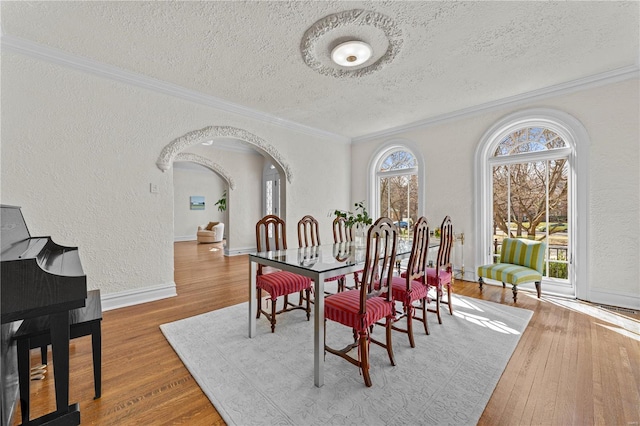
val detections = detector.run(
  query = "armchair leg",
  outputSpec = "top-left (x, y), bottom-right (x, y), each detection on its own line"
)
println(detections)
top-left (535, 281), bottom-right (541, 298)
top-left (512, 285), bottom-right (518, 303)
top-left (478, 277), bottom-right (484, 291)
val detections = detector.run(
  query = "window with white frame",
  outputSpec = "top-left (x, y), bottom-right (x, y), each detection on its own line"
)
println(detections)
top-left (475, 109), bottom-right (589, 299)
top-left (374, 147), bottom-right (420, 236)
top-left (490, 127), bottom-right (571, 280)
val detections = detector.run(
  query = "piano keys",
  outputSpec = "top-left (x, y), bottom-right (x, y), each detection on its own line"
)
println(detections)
top-left (1, 205), bottom-right (87, 426)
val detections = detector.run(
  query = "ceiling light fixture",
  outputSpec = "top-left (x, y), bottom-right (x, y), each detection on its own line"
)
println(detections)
top-left (331, 40), bottom-right (372, 67)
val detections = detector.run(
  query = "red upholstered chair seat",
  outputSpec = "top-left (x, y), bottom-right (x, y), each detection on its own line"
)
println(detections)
top-left (389, 276), bottom-right (428, 305)
top-left (257, 271), bottom-right (312, 300)
top-left (426, 267), bottom-right (452, 287)
top-left (325, 289), bottom-right (394, 330)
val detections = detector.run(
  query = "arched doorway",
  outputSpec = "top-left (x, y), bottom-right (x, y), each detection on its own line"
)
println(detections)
top-left (157, 125), bottom-right (294, 255)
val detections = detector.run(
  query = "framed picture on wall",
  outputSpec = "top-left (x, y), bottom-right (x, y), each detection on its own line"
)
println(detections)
top-left (190, 196), bottom-right (205, 210)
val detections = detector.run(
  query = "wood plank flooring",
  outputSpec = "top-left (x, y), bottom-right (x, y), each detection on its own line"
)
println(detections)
top-left (13, 241), bottom-right (640, 425)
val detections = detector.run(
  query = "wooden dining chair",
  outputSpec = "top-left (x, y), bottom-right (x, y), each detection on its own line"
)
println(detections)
top-left (297, 215), bottom-right (346, 293)
top-left (386, 217), bottom-right (431, 347)
top-left (324, 217), bottom-right (397, 387)
top-left (426, 215), bottom-right (455, 323)
top-left (332, 216), bottom-right (362, 289)
top-left (255, 215), bottom-right (312, 333)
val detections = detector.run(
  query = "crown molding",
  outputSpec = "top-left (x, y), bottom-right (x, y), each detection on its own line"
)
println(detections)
top-left (353, 65), bottom-right (640, 143)
top-left (0, 33), bottom-right (351, 143)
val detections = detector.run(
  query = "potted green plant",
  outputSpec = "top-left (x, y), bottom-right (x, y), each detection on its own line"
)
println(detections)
top-left (214, 190), bottom-right (227, 212)
top-left (334, 201), bottom-right (372, 247)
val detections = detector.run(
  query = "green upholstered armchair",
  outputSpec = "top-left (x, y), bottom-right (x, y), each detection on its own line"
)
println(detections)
top-left (477, 238), bottom-right (546, 302)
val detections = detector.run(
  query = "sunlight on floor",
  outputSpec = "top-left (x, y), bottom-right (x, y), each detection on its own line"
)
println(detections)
top-left (537, 294), bottom-right (640, 340)
top-left (453, 310), bottom-right (523, 335)
top-left (448, 296), bottom-right (522, 335)
top-left (450, 295), bottom-right (485, 312)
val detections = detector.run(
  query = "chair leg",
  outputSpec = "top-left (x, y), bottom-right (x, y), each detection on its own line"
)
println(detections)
top-left (385, 319), bottom-right (396, 366)
top-left (421, 298), bottom-right (429, 335)
top-left (271, 297), bottom-right (277, 333)
top-left (478, 277), bottom-right (484, 291)
top-left (359, 331), bottom-right (372, 387)
top-left (305, 288), bottom-right (311, 321)
top-left (256, 288), bottom-right (262, 319)
top-left (406, 304), bottom-right (416, 348)
top-left (447, 283), bottom-right (454, 315)
top-left (512, 285), bottom-right (518, 303)
top-left (338, 276), bottom-right (345, 292)
top-left (535, 281), bottom-right (541, 298)
top-left (435, 290), bottom-right (442, 324)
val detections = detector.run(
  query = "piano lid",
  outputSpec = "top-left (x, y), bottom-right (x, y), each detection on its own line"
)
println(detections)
top-left (1, 205), bottom-right (30, 254)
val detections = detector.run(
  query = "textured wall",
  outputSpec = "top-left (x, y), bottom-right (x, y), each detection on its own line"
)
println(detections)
top-left (352, 78), bottom-right (639, 306)
top-left (1, 52), bottom-right (351, 297)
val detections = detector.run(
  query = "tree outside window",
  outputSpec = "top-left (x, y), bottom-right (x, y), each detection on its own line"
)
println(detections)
top-left (377, 149), bottom-right (418, 236)
top-left (491, 127), bottom-right (570, 279)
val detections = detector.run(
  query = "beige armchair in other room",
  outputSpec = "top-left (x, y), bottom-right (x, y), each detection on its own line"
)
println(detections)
top-left (197, 222), bottom-right (224, 243)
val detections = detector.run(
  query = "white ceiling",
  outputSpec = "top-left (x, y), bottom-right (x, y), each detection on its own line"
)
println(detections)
top-left (2, 1), bottom-right (638, 139)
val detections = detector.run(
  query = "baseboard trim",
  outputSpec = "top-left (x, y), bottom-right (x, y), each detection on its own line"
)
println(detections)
top-left (174, 235), bottom-right (196, 242)
top-left (586, 288), bottom-right (640, 311)
top-left (225, 246), bottom-right (256, 256)
top-left (101, 283), bottom-right (177, 311)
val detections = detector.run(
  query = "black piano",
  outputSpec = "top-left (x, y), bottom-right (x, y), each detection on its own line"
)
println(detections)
top-left (1, 205), bottom-right (87, 426)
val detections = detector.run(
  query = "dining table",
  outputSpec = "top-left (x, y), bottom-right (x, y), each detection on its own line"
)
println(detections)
top-left (248, 238), bottom-right (439, 387)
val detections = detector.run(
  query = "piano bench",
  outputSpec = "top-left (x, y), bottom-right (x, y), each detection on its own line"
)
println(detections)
top-left (14, 290), bottom-right (102, 424)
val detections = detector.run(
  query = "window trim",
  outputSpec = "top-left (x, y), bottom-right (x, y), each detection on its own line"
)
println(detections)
top-left (474, 108), bottom-right (590, 299)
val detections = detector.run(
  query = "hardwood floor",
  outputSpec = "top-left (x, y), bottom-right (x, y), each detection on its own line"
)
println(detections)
top-left (14, 241), bottom-right (640, 425)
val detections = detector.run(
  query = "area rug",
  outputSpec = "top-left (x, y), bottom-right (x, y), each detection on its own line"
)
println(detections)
top-left (160, 295), bottom-right (532, 426)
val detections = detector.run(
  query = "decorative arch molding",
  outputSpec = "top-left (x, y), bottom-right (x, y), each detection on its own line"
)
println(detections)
top-left (156, 125), bottom-right (293, 183)
top-left (174, 152), bottom-right (236, 190)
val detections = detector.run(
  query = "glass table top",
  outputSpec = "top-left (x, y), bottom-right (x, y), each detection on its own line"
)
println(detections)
top-left (249, 239), bottom-right (438, 274)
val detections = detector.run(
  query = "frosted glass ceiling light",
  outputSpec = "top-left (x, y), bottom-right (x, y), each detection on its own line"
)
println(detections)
top-left (331, 41), bottom-right (372, 67)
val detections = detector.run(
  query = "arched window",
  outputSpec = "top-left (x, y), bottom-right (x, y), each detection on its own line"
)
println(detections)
top-left (371, 144), bottom-right (423, 236)
top-left (476, 109), bottom-right (589, 299)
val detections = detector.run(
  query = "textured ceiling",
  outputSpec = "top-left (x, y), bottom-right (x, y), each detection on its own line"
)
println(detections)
top-left (2, 1), bottom-right (638, 139)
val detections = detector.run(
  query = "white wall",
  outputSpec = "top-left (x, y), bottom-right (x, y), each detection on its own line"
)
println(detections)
top-left (183, 145), bottom-right (264, 253)
top-left (1, 51), bottom-right (351, 308)
top-left (352, 78), bottom-right (640, 309)
top-left (173, 166), bottom-right (226, 241)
